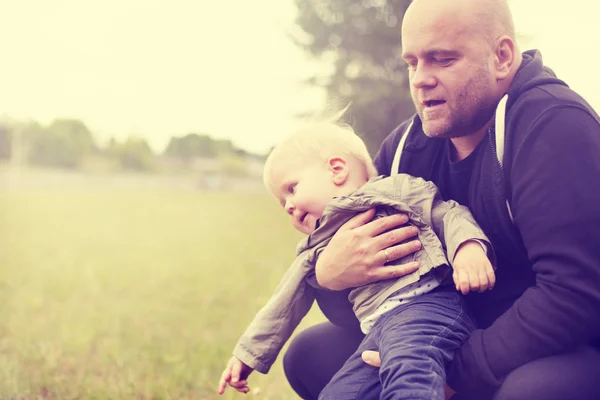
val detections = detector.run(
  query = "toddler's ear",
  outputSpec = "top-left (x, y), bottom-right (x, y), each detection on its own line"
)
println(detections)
top-left (328, 156), bottom-right (349, 186)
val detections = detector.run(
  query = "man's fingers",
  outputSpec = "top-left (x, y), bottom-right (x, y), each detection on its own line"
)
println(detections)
top-left (361, 350), bottom-right (382, 367)
top-left (360, 213), bottom-right (409, 237)
top-left (339, 208), bottom-right (376, 231)
top-left (378, 236), bottom-right (421, 265)
top-left (371, 262), bottom-right (420, 282)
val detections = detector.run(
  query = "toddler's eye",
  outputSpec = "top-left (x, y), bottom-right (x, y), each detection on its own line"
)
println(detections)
top-left (288, 183), bottom-right (296, 194)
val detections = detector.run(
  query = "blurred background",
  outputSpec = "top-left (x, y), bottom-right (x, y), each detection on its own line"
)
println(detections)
top-left (0, 0), bottom-right (598, 398)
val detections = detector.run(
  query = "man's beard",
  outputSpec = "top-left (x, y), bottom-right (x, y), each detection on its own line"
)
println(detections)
top-left (421, 65), bottom-right (496, 139)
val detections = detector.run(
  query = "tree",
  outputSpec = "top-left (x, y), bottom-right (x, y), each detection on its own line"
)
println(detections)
top-left (294, 0), bottom-right (415, 155)
top-left (48, 119), bottom-right (96, 154)
top-left (164, 133), bottom-right (219, 161)
top-left (112, 137), bottom-right (156, 171)
top-left (26, 119), bottom-right (96, 168)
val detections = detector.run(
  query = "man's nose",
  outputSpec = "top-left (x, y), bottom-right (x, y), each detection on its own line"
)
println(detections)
top-left (411, 65), bottom-right (437, 89)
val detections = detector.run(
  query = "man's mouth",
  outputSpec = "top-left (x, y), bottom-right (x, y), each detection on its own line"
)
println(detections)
top-left (423, 100), bottom-right (446, 108)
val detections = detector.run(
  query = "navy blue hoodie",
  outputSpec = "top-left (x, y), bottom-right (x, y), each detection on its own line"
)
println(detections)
top-left (371, 50), bottom-right (600, 394)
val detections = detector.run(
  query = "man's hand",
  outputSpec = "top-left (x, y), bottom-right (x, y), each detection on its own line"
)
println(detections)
top-left (315, 209), bottom-right (422, 290)
top-left (452, 240), bottom-right (495, 295)
top-left (362, 350), bottom-right (456, 399)
top-left (217, 356), bottom-right (254, 395)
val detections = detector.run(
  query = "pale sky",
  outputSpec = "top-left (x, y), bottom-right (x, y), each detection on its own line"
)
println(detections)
top-left (0, 1), bottom-right (598, 154)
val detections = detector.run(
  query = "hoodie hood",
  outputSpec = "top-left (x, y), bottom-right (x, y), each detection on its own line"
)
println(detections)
top-left (506, 50), bottom-right (568, 108)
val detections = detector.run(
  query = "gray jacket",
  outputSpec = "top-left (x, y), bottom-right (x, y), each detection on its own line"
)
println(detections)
top-left (233, 174), bottom-right (491, 374)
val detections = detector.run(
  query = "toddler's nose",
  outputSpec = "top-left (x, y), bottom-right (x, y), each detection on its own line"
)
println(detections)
top-left (285, 201), bottom-right (295, 215)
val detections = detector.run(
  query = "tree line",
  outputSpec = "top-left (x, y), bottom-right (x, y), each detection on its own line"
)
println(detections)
top-left (0, 118), bottom-right (262, 173)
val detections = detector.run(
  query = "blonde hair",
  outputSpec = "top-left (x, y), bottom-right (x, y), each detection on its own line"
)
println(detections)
top-left (263, 113), bottom-right (378, 194)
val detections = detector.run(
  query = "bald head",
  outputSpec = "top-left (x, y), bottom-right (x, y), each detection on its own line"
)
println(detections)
top-left (472, 0), bottom-right (515, 43)
top-left (404, 0), bottom-right (515, 46)
top-left (401, 0), bottom-right (521, 142)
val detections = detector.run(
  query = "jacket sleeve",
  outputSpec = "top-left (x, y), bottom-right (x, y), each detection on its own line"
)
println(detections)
top-left (402, 175), bottom-right (492, 263)
top-left (448, 107), bottom-right (600, 393)
top-left (232, 255), bottom-right (316, 374)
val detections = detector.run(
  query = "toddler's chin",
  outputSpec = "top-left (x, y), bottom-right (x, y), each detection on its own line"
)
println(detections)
top-left (294, 223), bottom-right (312, 235)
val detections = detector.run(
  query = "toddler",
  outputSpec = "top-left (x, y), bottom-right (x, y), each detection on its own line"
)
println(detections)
top-left (218, 119), bottom-right (495, 399)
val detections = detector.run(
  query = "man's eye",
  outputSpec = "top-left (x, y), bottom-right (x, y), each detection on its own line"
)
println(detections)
top-left (405, 60), bottom-right (417, 70)
top-left (436, 58), bottom-right (454, 66)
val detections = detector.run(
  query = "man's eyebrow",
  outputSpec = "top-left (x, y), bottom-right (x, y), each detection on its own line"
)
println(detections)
top-left (426, 49), bottom-right (461, 58)
top-left (402, 49), bottom-right (461, 60)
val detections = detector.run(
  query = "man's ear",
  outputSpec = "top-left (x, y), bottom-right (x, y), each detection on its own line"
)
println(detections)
top-left (328, 156), bottom-right (349, 186)
top-left (493, 36), bottom-right (516, 81)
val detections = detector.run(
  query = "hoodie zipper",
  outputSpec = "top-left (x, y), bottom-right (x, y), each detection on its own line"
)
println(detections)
top-left (487, 124), bottom-right (504, 174)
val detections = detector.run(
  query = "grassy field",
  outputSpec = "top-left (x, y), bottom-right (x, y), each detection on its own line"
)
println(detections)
top-left (0, 185), bottom-right (325, 399)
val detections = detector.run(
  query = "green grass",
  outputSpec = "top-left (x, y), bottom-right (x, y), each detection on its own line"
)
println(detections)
top-left (0, 188), bottom-right (325, 399)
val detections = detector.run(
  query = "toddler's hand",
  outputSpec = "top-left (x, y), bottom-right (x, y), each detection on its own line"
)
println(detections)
top-left (217, 356), bottom-right (254, 395)
top-left (452, 240), bottom-right (495, 295)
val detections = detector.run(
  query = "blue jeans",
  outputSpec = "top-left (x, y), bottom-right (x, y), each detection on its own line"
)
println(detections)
top-left (319, 289), bottom-right (476, 400)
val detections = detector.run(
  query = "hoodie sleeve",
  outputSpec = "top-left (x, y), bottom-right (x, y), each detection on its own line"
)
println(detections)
top-left (448, 106), bottom-right (600, 393)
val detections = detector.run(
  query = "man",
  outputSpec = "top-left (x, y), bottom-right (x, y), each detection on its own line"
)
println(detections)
top-left (282, 0), bottom-right (600, 398)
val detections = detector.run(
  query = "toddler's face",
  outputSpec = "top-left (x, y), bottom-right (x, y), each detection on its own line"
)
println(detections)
top-left (271, 161), bottom-right (338, 235)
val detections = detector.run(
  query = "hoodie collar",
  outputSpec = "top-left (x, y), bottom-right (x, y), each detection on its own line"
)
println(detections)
top-left (507, 49), bottom-right (567, 108)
